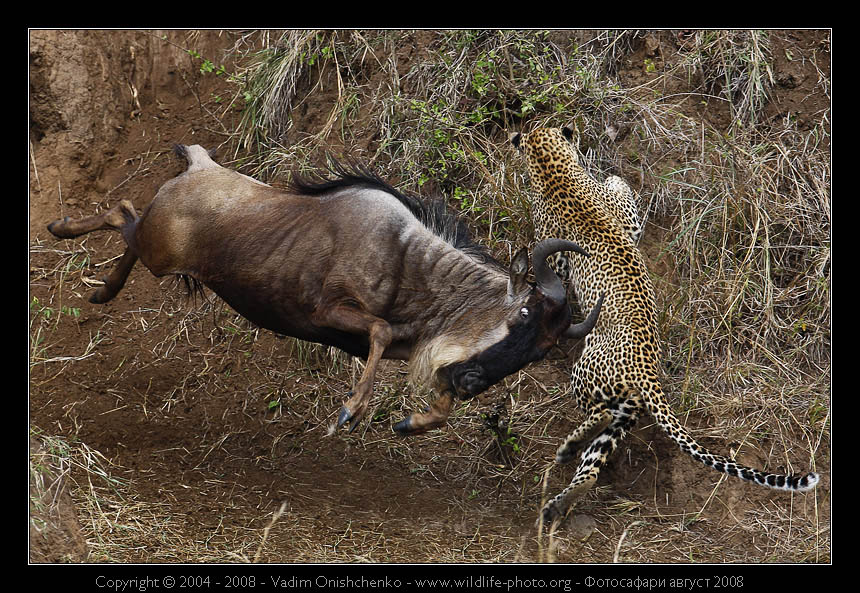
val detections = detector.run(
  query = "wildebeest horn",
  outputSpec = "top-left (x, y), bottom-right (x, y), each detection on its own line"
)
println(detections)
top-left (565, 292), bottom-right (605, 339)
top-left (532, 238), bottom-right (589, 302)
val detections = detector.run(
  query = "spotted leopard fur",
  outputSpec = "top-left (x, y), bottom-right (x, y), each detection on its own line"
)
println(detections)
top-left (511, 125), bottom-right (820, 524)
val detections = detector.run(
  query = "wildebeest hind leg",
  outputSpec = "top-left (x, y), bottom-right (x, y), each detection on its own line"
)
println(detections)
top-left (47, 200), bottom-right (139, 239)
top-left (48, 200), bottom-right (141, 304)
top-left (89, 247), bottom-right (139, 304)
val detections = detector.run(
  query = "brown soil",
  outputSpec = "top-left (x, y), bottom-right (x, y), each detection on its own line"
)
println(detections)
top-left (29, 30), bottom-right (829, 569)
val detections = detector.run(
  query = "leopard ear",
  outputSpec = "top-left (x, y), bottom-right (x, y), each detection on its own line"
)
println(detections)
top-left (509, 131), bottom-right (522, 150)
top-left (561, 124), bottom-right (574, 142)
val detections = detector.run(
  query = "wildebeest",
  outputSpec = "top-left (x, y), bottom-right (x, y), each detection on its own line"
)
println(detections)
top-left (47, 144), bottom-right (603, 434)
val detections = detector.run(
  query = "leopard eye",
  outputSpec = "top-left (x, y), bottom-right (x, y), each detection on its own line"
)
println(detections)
top-left (520, 307), bottom-right (530, 319)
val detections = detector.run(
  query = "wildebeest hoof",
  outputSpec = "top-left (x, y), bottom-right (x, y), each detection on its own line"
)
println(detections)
top-left (336, 406), bottom-right (351, 428)
top-left (336, 404), bottom-right (361, 433)
top-left (47, 217), bottom-right (72, 238)
top-left (393, 412), bottom-right (441, 436)
top-left (393, 415), bottom-right (434, 436)
top-left (335, 391), bottom-right (366, 433)
top-left (392, 416), bottom-right (415, 436)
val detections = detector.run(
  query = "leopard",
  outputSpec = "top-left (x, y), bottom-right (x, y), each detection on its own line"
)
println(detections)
top-left (510, 124), bottom-right (820, 524)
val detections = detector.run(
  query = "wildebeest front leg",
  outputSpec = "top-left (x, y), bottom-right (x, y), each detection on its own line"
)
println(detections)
top-left (392, 390), bottom-right (454, 435)
top-left (312, 303), bottom-right (393, 432)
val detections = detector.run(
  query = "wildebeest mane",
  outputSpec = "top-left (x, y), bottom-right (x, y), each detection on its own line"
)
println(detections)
top-left (289, 160), bottom-right (499, 268)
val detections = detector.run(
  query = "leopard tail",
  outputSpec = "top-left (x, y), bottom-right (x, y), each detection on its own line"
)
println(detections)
top-left (641, 383), bottom-right (819, 492)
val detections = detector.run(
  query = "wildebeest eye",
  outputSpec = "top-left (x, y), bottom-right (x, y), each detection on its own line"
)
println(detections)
top-left (519, 307), bottom-right (530, 319)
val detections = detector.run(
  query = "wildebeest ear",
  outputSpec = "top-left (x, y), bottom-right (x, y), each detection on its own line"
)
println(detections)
top-left (507, 247), bottom-right (530, 300)
top-left (509, 131), bottom-right (522, 150)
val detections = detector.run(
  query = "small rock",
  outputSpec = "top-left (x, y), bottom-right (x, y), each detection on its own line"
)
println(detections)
top-left (567, 513), bottom-right (598, 540)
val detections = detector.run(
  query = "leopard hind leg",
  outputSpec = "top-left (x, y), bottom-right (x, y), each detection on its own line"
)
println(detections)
top-left (554, 400), bottom-right (612, 464)
top-left (541, 398), bottom-right (640, 525)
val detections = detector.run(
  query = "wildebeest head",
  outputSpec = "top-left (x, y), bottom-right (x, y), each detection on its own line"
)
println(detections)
top-left (443, 238), bottom-right (598, 399)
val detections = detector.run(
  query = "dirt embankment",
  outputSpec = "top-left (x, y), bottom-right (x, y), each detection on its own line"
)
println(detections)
top-left (30, 31), bottom-right (240, 238)
top-left (30, 30), bottom-right (246, 563)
